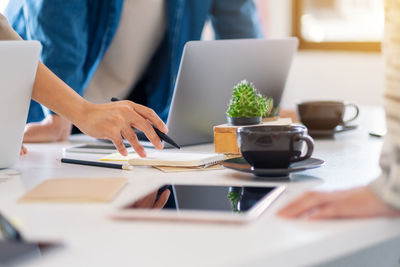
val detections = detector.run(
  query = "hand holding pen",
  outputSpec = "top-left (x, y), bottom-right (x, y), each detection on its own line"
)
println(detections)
top-left (80, 99), bottom-right (168, 158)
top-left (114, 99), bottom-right (168, 157)
top-left (111, 98), bottom-right (180, 150)
top-left (70, 99), bottom-right (167, 157)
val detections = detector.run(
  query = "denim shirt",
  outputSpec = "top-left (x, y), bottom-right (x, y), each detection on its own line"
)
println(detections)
top-left (6, 0), bottom-right (263, 122)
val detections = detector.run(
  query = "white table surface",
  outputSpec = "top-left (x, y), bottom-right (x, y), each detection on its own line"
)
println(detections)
top-left (1, 107), bottom-right (400, 267)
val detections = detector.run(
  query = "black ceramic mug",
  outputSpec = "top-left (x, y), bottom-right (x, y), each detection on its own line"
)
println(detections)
top-left (236, 125), bottom-right (314, 169)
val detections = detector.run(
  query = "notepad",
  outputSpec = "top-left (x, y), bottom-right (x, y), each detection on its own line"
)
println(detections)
top-left (154, 164), bottom-right (224, 173)
top-left (18, 178), bottom-right (127, 203)
top-left (101, 152), bottom-right (226, 167)
top-left (100, 153), bottom-right (136, 162)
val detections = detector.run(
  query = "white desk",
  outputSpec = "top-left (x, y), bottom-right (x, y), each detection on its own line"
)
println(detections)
top-left (1, 107), bottom-right (400, 267)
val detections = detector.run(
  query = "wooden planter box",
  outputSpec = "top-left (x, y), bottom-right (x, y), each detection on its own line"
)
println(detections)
top-left (213, 117), bottom-right (293, 154)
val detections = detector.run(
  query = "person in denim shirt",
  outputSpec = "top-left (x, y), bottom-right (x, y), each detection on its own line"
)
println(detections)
top-left (0, 12), bottom-right (167, 157)
top-left (5, 0), bottom-right (263, 142)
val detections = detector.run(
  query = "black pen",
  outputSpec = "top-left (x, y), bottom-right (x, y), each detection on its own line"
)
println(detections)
top-left (111, 97), bottom-right (180, 149)
top-left (61, 158), bottom-right (133, 170)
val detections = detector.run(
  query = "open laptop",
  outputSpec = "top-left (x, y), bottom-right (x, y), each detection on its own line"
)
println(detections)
top-left (0, 41), bottom-right (41, 168)
top-left (164, 38), bottom-right (298, 147)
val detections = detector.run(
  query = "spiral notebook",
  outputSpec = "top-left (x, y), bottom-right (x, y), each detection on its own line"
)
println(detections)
top-left (101, 152), bottom-right (226, 167)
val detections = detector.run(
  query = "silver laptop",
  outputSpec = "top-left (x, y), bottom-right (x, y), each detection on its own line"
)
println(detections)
top-left (165, 38), bottom-right (298, 146)
top-left (0, 41), bottom-right (41, 168)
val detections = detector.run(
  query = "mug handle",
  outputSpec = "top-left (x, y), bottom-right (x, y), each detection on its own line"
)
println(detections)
top-left (343, 103), bottom-right (359, 124)
top-left (292, 135), bottom-right (314, 163)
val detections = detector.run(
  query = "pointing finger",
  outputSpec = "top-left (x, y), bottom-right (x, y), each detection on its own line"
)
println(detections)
top-left (112, 136), bottom-right (128, 156)
top-left (121, 128), bottom-right (146, 158)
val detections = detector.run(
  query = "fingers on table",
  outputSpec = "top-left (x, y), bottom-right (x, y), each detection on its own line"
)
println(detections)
top-left (131, 114), bottom-right (163, 150)
top-left (111, 136), bottom-right (128, 157)
top-left (121, 127), bottom-right (146, 157)
top-left (114, 102), bottom-right (166, 151)
top-left (278, 191), bottom-right (332, 219)
top-left (20, 145), bottom-right (28, 156)
top-left (306, 204), bottom-right (346, 220)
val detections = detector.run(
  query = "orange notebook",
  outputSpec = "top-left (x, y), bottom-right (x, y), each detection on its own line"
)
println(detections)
top-left (19, 178), bottom-right (127, 203)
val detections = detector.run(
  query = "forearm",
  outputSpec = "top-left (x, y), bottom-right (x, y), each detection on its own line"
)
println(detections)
top-left (0, 13), bottom-right (21, 40)
top-left (369, 0), bottom-right (400, 210)
top-left (370, 140), bottom-right (400, 210)
top-left (1, 12), bottom-right (89, 124)
top-left (31, 62), bottom-right (91, 124)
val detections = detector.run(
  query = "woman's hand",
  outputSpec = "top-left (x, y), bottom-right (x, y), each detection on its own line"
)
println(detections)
top-left (24, 114), bottom-right (72, 143)
top-left (20, 145), bottom-right (27, 156)
top-left (74, 101), bottom-right (168, 157)
top-left (27, 63), bottom-right (167, 157)
top-left (278, 186), bottom-right (400, 220)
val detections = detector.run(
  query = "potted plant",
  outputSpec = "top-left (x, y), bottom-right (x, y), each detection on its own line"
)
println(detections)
top-left (226, 80), bottom-right (275, 126)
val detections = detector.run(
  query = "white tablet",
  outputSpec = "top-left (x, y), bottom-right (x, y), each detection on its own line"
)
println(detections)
top-left (111, 184), bottom-right (285, 224)
top-left (64, 143), bottom-right (134, 154)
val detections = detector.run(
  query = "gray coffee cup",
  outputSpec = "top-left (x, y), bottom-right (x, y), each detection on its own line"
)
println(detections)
top-left (297, 101), bottom-right (359, 130)
top-left (237, 125), bottom-right (314, 169)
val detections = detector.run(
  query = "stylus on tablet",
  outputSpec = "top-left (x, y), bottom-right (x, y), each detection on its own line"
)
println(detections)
top-left (111, 97), bottom-right (180, 149)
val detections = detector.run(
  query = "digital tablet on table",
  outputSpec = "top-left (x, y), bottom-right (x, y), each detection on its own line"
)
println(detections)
top-left (64, 143), bottom-right (134, 154)
top-left (111, 184), bottom-right (285, 224)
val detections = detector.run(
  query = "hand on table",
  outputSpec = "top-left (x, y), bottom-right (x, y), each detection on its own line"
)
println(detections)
top-left (20, 145), bottom-right (27, 156)
top-left (278, 186), bottom-right (400, 220)
top-left (74, 101), bottom-right (168, 157)
top-left (24, 114), bottom-right (72, 143)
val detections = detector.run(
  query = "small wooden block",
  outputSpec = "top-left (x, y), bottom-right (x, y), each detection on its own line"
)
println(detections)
top-left (213, 118), bottom-right (293, 154)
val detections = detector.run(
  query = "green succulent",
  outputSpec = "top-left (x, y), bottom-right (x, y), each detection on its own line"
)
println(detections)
top-left (226, 80), bottom-right (275, 118)
top-left (265, 98), bottom-right (279, 118)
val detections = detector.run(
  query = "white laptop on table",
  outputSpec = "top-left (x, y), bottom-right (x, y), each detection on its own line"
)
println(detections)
top-left (164, 38), bottom-right (298, 147)
top-left (0, 41), bottom-right (41, 168)
top-left (91, 38), bottom-right (298, 149)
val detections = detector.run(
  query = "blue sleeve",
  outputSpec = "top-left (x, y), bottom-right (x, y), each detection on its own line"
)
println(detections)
top-left (23, 0), bottom-right (89, 96)
top-left (6, 0), bottom-right (122, 122)
top-left (209, 0), bottom-right (264, 39)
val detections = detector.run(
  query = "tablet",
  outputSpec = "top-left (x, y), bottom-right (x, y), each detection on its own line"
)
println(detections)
top-left (64, 143), bottom-right (134, 154)
top-left (111, 184), bottom-right (285, 224)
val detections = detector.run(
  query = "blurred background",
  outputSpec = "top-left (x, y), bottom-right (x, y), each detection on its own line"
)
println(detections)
top-left (0, 0), bottom-right (385, 109)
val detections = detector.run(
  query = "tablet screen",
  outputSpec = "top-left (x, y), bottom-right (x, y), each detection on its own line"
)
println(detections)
top-left (124, 184), bottom-right (277, 214)
top-left (77, 144), bottom-right (131, 149)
